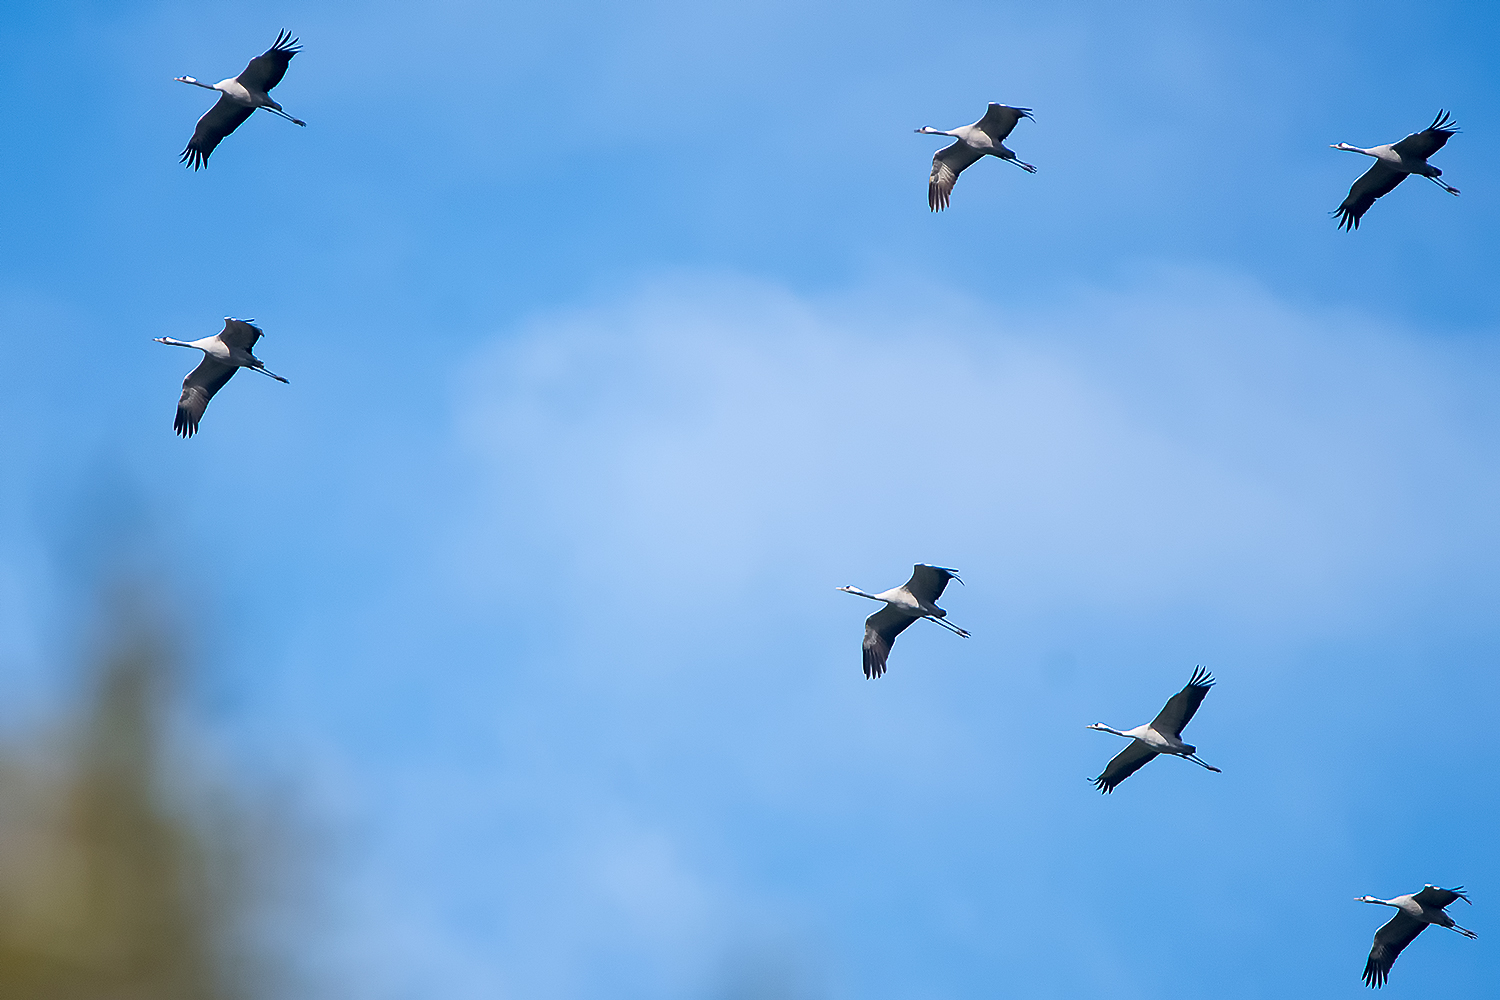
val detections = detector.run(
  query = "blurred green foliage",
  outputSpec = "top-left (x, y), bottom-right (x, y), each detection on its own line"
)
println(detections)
top-left (0, 604), bottom-right (267, 1000)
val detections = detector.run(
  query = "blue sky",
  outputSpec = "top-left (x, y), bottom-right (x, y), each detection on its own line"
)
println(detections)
top-left (1, 1), bottom-right (1498, 997)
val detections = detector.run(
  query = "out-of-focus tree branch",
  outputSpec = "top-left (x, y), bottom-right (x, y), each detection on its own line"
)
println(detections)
top-left (0, 591), bottom-right (273, 1000)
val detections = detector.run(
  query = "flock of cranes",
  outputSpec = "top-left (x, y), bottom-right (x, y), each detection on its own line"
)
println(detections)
top-left (916, 102), bottom-right (1462, 225)
top-left (156, 29), bottom-right (1476, 992)
top-left (842, 565), bottom-right (1477, 986)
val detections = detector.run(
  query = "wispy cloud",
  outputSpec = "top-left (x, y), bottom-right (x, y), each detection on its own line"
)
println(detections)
top-left (339, 266), bottom-right (1500, 998)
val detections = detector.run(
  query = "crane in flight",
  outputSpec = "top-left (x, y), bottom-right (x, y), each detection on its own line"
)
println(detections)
top-left (1358, 885), bottom-right (1477, 988)
top-left (176, 30), bottom-right (306, 169)
top-left (916, 103), bottom-right (1035, 211)
top-left (1332, 111), bottom-right (1459, 230)
top-left (155, 318), bottom-right (288, 437)
top-left (838, 564), bottom-right (968, 679)
top-left (1087, 667), bottom-right (1221, 793)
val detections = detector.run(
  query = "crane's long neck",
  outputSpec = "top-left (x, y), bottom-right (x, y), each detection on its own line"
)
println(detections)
top-left (1334, 143), bottom-right (1377, 157)
top-left (916, 127), bottom-right (954, 137)
top-left (840, 587), bottom-right (884, 602)
top-left (1093, 724), bottom-right (1130, 738)
top-left (156, 337), bottom-right (195, 347)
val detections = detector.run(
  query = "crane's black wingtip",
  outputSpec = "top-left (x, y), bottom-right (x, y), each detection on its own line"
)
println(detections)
top-left (927, 565), bottom-right (962, 583)
top-left (1428, 110), bottom-right (1459, 134)
top-left (271, 29), bottom-right (302, 54)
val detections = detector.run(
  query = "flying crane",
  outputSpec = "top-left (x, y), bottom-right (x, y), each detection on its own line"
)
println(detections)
top-left (1087, 667), bottom-right (1221, 793)
top-left (838, 564), bottom-right (969, 678)
top-left (1358, 885), bottom-right (1477, 988)
top-left (155, 318), bottom-right (288, 437)
top-left (177, 30), bottom-right (306, 169)
top-left (916, 103), bottom-right (1036, 211)
top-left (1332, 111), bottom-right (1459, 230)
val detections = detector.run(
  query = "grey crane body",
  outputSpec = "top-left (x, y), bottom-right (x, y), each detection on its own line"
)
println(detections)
top-left (155, 318), bottom-right (287, 438)
top-left (918, 103), bottom-right (1035, 211)
top-left (1087, 667), bottom-right (1221, 793)
top-left (1358, 885), bottom-right (1476, 988)
top-left (1332, 111), bottom-right (1459, 230)
top-left (177, 30), bottom-right (305, 169)
top-left (838, 564), bottom-right (969, 679)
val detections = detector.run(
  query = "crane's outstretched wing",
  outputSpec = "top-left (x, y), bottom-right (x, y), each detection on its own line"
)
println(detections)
top-left (238, 30), bottom-right (300, 93)
top-left (975, 103), bottom-right (1031, 142)
top-left (862, 604), bottom-right (918, 679)
top-left (1412, 885), bottom-right (1469, 910)
top-left (929, 140), bottom-right (984, 211)
top-left (1335, 162), bottom-right (1406, 231)
top-left (175, 356), bottom-right (237, 437)
top-left (219, 318), bottom-right (264, 351)
top-left (905, 565), bottom-right (960, 605)
top-left (181, 94), bottom-right (255, 169)
top-left (1094, 741), bottom-right (1157, 794)
top-left (1364, 911), bottom-right (1425, 988)
top-left (1392, 110), bottom-right (1458, 161)
top-left (1150, 666), bottom-right (1214, 738)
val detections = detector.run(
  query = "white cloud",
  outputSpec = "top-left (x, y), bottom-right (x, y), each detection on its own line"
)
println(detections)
top-left (455, 267), bottom-right (1500, 639)
top-left (314, 266), bottom-right (1500, 1000)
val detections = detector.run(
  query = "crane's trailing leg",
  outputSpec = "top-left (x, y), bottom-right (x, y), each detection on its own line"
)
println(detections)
top-left (250, 365), bottom-right (290, 383)
top-left (264, 107), bottom-right (307, 126)
top-left (1007, 157), bottom-right (1037, 173)
top-left (1185, 754), bottom-right (1221, 772)
top-left (925, 615), bottom-right (970, 638)
top-left (1424, 174), bottom-right (1459, 195)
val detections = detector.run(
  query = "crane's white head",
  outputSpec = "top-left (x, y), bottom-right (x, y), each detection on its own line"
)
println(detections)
top-left (1355, 896), bottom-right (1384, 904)
top-left (1330, 142), bottom-right (1361, 153)
top-left (1085, 723), bottom-right (1112, 732)
top-left (837, 586), bottom-right (859, 594)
